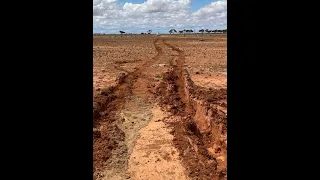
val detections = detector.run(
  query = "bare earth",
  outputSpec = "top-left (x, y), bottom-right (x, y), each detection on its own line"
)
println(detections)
top-left (93, 34), bottom-right (227, 180)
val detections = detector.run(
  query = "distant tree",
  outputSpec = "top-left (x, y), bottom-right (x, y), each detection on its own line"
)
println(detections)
top-left (120, 31), bottom-right (125, 34)
top-left (205, 29), bottom-right (210, 33)
top-left (147, 30), bottom-right (152, 34)
top-left (187, 29), bottom-right (193, 33)
top-left (199, 29), bottom-right (204, 33)
top-left (179, 30), bottom-right (184, 34)
top-left (169, 29), bottom-right (177, 34)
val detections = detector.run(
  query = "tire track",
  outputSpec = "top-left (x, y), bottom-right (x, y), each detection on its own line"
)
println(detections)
top-left (157, 40), bottom-right (227, 180)
top-left (125, 39), bottom-right (190, 180)
top-left (93, 38), bottom-right (162, 126)
top-left (93, 38), bottom-right (163, 180)
top-left (93, 37), bottom-right (226, 180)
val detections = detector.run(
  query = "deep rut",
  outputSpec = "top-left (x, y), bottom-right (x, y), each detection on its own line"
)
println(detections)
top-left (93, 38), bottom-right (226, 180)
top-left (157, 39), bottom-right (227, 180)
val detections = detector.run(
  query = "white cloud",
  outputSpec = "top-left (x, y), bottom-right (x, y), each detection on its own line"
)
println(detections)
top-left (123, 0), bottom-right (190, 13)
top-left (192, 0), bottom-right (227, 17)
top-left (93, 0), bottom-right (227, 33)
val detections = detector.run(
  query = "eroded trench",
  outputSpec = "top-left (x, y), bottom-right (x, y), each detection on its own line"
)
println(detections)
top-left (93, 38), bottom-right (226, 180)
top-left (155, 40), bottom-right (227, 180)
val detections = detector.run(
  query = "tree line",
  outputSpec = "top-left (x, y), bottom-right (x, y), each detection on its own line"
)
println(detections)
top-left (169, 28), bottom-right (227, 34)
top-left (93, 28), bottom-right (226, 35)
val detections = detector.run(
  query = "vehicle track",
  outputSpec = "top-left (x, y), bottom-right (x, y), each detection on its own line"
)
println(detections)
top-left (93, 39), bottom-right (162, 179)
top-left (157, 39), bottom-right (227, 180)
top-left (93, 38), bottom-right (226, 180)
top-left (93, 38), bottom-right (172, 180)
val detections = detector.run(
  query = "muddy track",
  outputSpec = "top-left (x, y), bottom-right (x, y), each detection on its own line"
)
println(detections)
top-left (157, 40), bottom-right (227, 180)
top-left (93, 38), bottom-right (226, 180)
top-left (93, 39), bottom-right (162, 126)
top-left (93, 38), bottom-right (163, 179)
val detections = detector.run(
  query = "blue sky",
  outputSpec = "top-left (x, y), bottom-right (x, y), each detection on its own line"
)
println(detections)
top-left (93, 0), bottom-right (227, 34)
top-left (191, 0), bottom-right (215, 11)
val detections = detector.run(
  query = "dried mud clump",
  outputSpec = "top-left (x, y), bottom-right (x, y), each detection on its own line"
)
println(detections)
top-left (93, 124), bottom-right (125, 179)
top-left (156, 69), bottom-right (227, 180)
top-left (170, 118), bottom-right (219, 180)
top-left (93, 86), bottom-right (117, 127)
top-left (156, 71), bottom-right (186, 115)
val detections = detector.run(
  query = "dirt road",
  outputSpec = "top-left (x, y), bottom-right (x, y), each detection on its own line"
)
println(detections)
top-left (93, 37), bottom-right (226, 180)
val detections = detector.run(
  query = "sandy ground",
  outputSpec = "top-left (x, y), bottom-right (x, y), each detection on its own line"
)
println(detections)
top-left (128, 106), bottom-right (188, 180)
